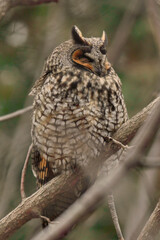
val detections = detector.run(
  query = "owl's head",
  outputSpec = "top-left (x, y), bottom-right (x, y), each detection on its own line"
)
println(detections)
top-left (68, 26), bottom-right (111, 77)
top-left (49, 26), bottom-right (111, 77)
top-left (30, 26), bottom-right (111, 95)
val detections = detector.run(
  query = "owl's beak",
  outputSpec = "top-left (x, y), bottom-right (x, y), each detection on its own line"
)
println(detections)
top-left (105, 61), bottom-right (111, 69)
top-left (93, 61), bottom-right (111, 77)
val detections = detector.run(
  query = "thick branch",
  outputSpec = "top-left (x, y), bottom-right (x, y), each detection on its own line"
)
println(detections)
top-left (0, 0), bottom-right (58, 21)
top-left (0, 96), bottom-right (159, 240)
top-left (0, 172), bottom-right (82, 240)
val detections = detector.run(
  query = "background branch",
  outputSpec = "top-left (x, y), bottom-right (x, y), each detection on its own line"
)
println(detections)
top-left (137, 197), bottom-right (160, 240)
top-left (0, 0), bottom-right (58, 21)
top-left (0, 106), bottom-right (32, 122)
top-left (108, 0), bottom-right (143, 66)
top-left (0, 96), bottom-right (159, 240)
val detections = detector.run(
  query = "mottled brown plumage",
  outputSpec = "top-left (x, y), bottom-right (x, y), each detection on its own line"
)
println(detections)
top-left (30, 26), bottom-right (128, 227)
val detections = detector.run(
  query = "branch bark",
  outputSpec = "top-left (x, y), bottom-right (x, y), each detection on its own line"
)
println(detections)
top-left (0, 96), bottom-right (159, 240)
top-left (0, 0), bottom-right (58, 21)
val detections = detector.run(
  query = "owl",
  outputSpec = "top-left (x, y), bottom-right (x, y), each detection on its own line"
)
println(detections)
top-left (30, 26), bottom-right (128, 227)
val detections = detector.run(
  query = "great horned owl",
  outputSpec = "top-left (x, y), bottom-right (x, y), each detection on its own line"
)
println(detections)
top-left (30, 26), bottom-right (128, 227)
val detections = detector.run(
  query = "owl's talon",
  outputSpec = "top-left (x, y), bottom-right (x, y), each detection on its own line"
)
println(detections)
top-left (40, 215), bottom-right (51, 223)
top-left (108, 136), bottom-right (128, 150)
top-left (40, 215), bottom-right (59, 225)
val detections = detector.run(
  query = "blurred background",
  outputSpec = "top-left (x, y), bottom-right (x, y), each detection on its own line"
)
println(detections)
top-left (0, 0), bottom-right (160, 239)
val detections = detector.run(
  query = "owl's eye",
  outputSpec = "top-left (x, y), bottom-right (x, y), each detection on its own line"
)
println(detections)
top-left (100, 46), bottom-right (107, 55)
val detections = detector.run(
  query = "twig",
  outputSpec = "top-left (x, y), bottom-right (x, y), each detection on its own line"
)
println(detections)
top-left (31, 96), bottom-right (160, 240)
top-left (107, 136), bottom-right (128, 150)
top-left (20, 143), bottom-right (33, 200)
top-left (0, 106), bottom-right (33, 122)
top-left (107, 193), bottom-right (124, 240)
top-left (0, 96), bottom-right (159, 239)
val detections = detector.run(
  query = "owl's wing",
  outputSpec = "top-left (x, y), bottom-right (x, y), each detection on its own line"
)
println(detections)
top-left (31, 146), bottom-right (54, 188)
top-left (29, 57), bottom-right (54, 96)
top-left (29, 71), bottom-right (52, 96)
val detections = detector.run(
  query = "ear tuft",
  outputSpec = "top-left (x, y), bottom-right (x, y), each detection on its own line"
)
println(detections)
top-left (101, 30), bottom-right (108, 46)
top-left (71, 25), bottom-right (89, 45)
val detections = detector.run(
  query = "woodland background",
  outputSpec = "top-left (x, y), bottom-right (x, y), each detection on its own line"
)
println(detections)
top-left (0, 0), bottom-right (160, 239)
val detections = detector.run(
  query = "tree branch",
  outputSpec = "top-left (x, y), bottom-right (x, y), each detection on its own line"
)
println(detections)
top-left (137, 198), bottom-right (160, 240)
top-left (0, 106), bottom-right (33, 122)
top-left (107, 193), bottom-right (124, 240)
top-left (0, 0), bottom-right (58, 21)
top-left (0, 96), bottom-right (159, 240)
top-left (20, 143), bottom-right (33, 200)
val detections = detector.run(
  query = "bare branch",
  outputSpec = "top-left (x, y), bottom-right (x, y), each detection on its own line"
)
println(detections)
top-left (137, 199), bottom-right (160, 240)
top-left (0, 96), bottom-right (159, 240)
top-left (107, 136), bottom-right (129, 150)
top-left (0, 0), bottom-right (58, 21)
top-left (20, 143), bottom-right (33, 200)
top-left (137, 162), bottom-right (160, 169)
top-left (0, 106), bottom-right (33, 122)
top-left (107, 193), bottom-right (124, 240)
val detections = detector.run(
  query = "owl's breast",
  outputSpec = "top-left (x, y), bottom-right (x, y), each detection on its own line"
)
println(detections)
top-left (31, 70), bottom-right (127, 173)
